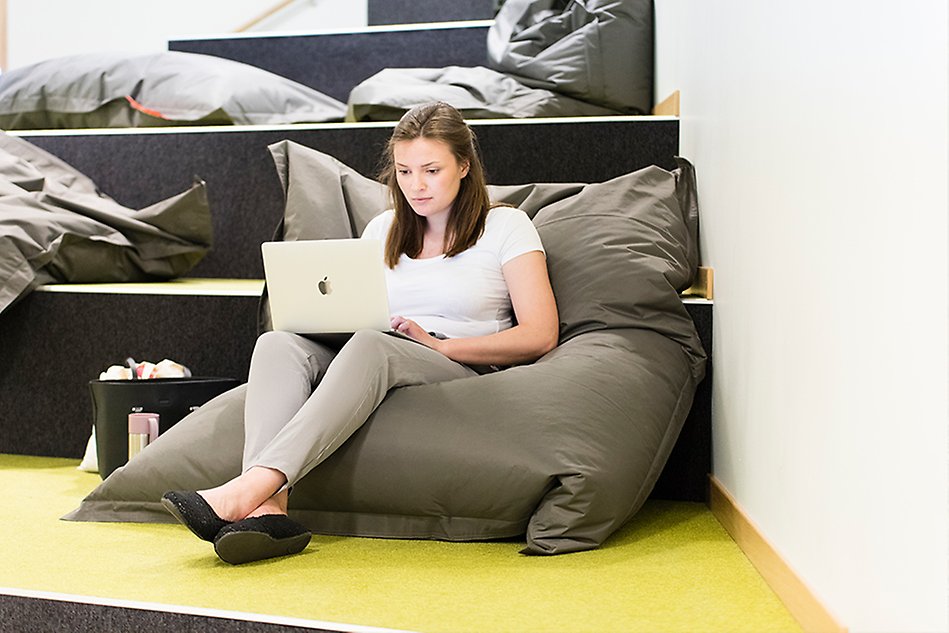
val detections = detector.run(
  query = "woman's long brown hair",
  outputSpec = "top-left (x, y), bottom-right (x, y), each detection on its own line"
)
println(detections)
top-left (379, 102), bottom-right (491, 269)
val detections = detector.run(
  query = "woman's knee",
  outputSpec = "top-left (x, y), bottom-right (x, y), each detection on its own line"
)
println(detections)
top-left (335, 330), bottom-right (401, 370)
top-left (251, 331), bottom-right (330, 373)
top-left (344, 329), bottom-right (394, 355)
top-left (253, 330), bottom-right (304, 358)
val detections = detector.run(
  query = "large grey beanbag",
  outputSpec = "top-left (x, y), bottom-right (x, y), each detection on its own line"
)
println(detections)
top-left (0, 51), bottom-right (346, 129)
top-left (64, 143), bottom-right (706, 555)
top-left (0, 132), bottom-right (212, 315)
top-left (346, 66), bottom-right (622, 122)
top-left (488, 0), bottom-right (654, 114)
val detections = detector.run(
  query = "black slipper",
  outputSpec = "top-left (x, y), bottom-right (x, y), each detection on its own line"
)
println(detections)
top-left (213, 515), bottom-right (311, 565)
top-left (160, 490), bottom-right (230, 542)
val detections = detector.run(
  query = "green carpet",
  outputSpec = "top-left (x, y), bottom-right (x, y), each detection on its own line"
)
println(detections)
top-left (0, 454), bottom-right (801, 633)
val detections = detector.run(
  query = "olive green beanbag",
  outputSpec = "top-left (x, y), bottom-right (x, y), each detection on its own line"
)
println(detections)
top-left (64, 143), bottom-right (705, 555)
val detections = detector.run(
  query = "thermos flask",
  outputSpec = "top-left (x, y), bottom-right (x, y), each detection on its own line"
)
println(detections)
top-left (128, 411), bottom-right (160, 460)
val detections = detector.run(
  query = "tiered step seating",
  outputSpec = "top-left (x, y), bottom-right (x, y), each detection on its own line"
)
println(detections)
top-left (1, 7), bottom-right (711, 505)
top-left (0, 279), bottom-right (262, 458)
top-left (21, 118), bottom-right (679, 279)
top-left (367, 0), bottom-right (496, 26)
top-left (168, 20), bottom-right (492, 104)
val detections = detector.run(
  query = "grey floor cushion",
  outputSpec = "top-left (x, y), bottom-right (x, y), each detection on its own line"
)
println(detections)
top-left (346, 66), bottom-right (621, 122)
top-left (0, 51), bottom-right (346, 129)
top-left (488, 0), bottom-right (655, 114)
top-left (0, 131), bottom-right (211, 315)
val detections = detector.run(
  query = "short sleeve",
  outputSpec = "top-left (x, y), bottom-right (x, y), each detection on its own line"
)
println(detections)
top-left (361, 210), bottom-right (393, 241)
top-left (495, 207), bottom-right (545, 265)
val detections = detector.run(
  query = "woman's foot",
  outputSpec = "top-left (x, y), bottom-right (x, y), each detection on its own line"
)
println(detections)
top-left (245, 490), bottom-right (289, 518)
top-left (163, 468), bottom-right (289, 542)
top-left (160, 491), bottom-right (230, 542)
top-left (198, 466), bottom-right (289, 522)
top-left (213, 515), bottom-right (311, 565)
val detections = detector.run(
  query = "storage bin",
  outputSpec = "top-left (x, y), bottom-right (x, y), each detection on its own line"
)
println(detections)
top-left (89, 377), bottom-right (240, 479)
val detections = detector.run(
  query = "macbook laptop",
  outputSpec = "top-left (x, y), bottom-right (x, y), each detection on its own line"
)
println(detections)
top-left (261, 239), bottom-right (391, 335)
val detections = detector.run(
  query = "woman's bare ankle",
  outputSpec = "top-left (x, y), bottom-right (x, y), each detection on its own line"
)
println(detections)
top-left (198, 467), bottom-right (287, 522)
top-left (197, 486), bottom-right (245, 522)
top-left (246, 491), bottom-right (289, 518)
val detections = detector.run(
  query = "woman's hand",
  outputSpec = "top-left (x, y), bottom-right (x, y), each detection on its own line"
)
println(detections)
top-left (389, 251), bottom-right (558, 366)
top-left (414, 251), bottom-right (559, 367)
top-left (390, 316), bottom-right (444, 352)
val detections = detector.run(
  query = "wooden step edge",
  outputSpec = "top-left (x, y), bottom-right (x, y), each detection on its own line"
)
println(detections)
top-left (653, 90), bottom-right (681, 117)
top-left (174, 18), bottom-right (494, 43)
top-left (0, 0), bottom-right (7, 73)
top-left (709, 476), bottom-right (848, 633)
top-left (10, 114), bottom-right (676, 138)
top-left (681, 266), bottom-right (713, 300)
top-left (36, 278), bottom-right (707, 305)
top-left (35, 278), bottom-right (265, 297)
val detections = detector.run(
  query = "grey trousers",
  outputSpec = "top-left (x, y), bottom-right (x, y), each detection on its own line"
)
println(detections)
top-left (242, 329), bottom-right (479, 487)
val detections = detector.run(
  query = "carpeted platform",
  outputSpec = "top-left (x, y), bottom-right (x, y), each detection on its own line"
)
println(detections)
top-left (0, 454), bottom-right (799, 633)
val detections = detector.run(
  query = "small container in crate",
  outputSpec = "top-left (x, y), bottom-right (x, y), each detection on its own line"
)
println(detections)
top-left (89, 377), bottom-right (240, 479)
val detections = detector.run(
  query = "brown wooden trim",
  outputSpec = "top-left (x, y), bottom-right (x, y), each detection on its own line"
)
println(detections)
top-left (709, 476), bottom-right (848, 633)
top-left (235, 0), bottom-right (296, 32)
top-left (682, 266), bottom-right (714, 299)
top-left (0, 0), bottom-right (7, 71)
top-left (653, 90), bottom-right (680, 116)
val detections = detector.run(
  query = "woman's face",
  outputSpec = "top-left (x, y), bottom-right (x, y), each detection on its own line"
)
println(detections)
top-left (393, 137), bottom-right (469, 224)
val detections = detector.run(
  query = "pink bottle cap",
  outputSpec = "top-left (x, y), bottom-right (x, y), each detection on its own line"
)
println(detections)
top-left (128, 412), bottom-right (160, 441)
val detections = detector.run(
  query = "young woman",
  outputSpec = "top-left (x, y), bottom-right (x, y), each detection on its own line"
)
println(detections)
top-left (162, 102), bottom-right (559, 564)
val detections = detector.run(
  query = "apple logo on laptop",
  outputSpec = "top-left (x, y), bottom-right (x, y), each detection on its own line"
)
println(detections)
top-left (318, 276), bottom-right (332, 295)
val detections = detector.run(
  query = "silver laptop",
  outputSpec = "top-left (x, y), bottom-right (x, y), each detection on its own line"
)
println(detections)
top-left (261, 239), bottom-right (391, 334)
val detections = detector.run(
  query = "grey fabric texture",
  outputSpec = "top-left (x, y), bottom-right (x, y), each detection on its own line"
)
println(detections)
top-left (64, 143), bottom-right (705, 555)
top-left (346, 66), bottom-right (621, 122)
top-left (268, 141), bottom-right (387, 243)
top-left (0, 51), bottom-right (346, 129)
top-left (487, 0), bottom-right (654, 114)
top-left (0, 132), bottom-right (212, 315)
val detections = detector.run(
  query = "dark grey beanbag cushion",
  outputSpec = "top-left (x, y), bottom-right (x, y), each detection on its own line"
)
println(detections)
top-left (64, 143), bottom-right (706, 555)
top-left (0, 51), bottom-right (346, 129)
top-left (346, 66), bottom-right (622, 122)
top-left (0, 131), bottom-right (212, 315)
top-left (488, 0), bottom-right (654, 114)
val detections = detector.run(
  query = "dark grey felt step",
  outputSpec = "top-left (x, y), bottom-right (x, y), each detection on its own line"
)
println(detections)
top-left (368, 0), bottom-right (496, 25)
top-left (0, 591), bottom-right (334, 633)
top-left (168, 22), bottom-right (491, 103)
top-left (0, 282), bottom-right (260, 460)
top-left (18, 116), bottom-right (679, 280)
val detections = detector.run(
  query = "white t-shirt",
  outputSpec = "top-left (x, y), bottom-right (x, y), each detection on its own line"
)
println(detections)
top-left (361, 206), bottom-right (544, 339)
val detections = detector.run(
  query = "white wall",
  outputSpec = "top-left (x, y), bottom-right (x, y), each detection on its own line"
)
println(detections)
top-left (247, 0), bottom-right (367, 34)
top-left (6, 0), bottom-right (366, 70)
top-left (656, 1), bottom-right (948, 631)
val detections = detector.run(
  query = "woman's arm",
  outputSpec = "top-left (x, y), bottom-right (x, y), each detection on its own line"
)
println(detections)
top-left (391, 250), bottom-right (559, 366)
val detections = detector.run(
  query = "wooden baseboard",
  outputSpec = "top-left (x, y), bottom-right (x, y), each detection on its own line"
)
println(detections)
top-left (682, 266), bottom-right (714, 299)
top-left (235, 0), bottom-right (295, 32)
top-left (653, 90), bottom-right (681, 116)
top-left (0, 0), bottom-right (7, 72)
top-left (709, 476), bottom-right (847, 633)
